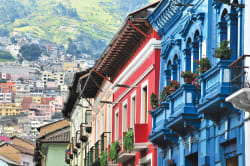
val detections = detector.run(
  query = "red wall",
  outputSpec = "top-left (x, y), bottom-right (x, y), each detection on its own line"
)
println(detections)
top-left (112, 30), bottom-right (161, 166)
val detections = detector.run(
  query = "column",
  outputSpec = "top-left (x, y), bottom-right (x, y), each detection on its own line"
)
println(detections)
top-left (183, 49), bottom-right (191, 72)
top-left (226, 13), bottom-right (238, 60)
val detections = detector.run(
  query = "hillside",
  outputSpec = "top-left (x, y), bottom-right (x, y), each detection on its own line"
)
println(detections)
top-left (0, 0), bottom-right (157, 58)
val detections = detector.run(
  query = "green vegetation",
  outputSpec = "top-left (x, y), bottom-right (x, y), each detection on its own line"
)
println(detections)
top-left (0, 0), bottom-right (157, 58)
top-left (123, 129), bottom-right (134, 152)
top-left (150, 93), bottom-right (158, 109)
top-left (109, 141), bottom-right (121, 161)
top-left (100, 151), bottom-right (108, 166)
top-left (0, 50), bottom-right (15, 62)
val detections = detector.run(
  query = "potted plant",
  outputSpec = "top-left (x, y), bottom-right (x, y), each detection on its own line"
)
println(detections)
top-left (100, 151), bottom-right (108, 166)
top-left (213, 40), bottom-right (233, 60)
top-left (86, 126), bottom-right (92, 133)
top-left (181, 71), bottom-right (195, 84)
top-left (80, 135), bottom-right (88, 142)
top-left (109, 141), bottom-right (121, 161)
top-left (160, 85), bottom-right (170, 103)
top-left (198, 58), bottom-right (211, 73)
top-left (150, 93), bottom-right (159, 109)
top-left (168, 80), bottom-right (180, 93)
top-left (160, 80), bottom-right (180, 103)
top-left (123, 128), bottom-right (134, 152)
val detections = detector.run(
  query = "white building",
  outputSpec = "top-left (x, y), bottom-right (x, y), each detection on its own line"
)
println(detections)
top-left (226, 1), bottom-right (250, 166)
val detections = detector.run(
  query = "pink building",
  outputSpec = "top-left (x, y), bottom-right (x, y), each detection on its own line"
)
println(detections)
top-left (49, 96), bottom-right (63, 115)
top-left (28, 103), bottom-right (52, 121)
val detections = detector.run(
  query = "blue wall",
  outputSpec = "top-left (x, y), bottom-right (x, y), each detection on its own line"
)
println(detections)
top-left (148, 0), bottom-right (245, 165)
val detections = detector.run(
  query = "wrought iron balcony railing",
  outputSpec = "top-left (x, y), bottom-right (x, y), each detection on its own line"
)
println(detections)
top-left (229, 55), bottom-right (250, 92)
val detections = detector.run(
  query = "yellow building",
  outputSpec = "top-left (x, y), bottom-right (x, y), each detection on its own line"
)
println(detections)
top-left (0, 103), bottom-right (24, 116)
top-left (32, 96), bottom-right (41, 104)
top-left (42, 71), bottom-right (65, 87)
top-left (63, 62), bottom-right (77, 72)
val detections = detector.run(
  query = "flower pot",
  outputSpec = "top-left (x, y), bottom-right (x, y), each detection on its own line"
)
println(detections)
top-left (76, 142), bottom-right (81, 148)
top-left (184, 77), bottom-right (193, 84)
top-left (80, 135), bottom-right (88, 142)
top-left (169, 87), bottom-right (176, 94)
top-left (86, 126), bottom-right (92, 133)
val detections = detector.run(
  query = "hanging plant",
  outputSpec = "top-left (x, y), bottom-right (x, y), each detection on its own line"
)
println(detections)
top-left (123, 128), bottom-right (134, 152)
top-left (109, 141), bottom-right (121, 161)
top-left (100, 151), bottom-right (108, 166)
top-left (213, 40), bottom-right (233, 60)
top-left (150, 93), bottom-right (159, 109)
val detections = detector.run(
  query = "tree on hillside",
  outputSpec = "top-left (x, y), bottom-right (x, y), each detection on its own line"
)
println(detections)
top-left (66, 38), bottom-right (80, 56)
top-left (19, 44), bottom-right (42, 61)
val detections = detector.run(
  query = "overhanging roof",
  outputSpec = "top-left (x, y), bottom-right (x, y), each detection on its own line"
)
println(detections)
top-left (93, 1), bottom-right (159, 81)
top-left (62, 69), bottom-right (91, 119)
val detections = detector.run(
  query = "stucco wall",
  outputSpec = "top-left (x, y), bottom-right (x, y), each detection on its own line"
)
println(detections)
top-left (45, 143), bottom-right (68, 166)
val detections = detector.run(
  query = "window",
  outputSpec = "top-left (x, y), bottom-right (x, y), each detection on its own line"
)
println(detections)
top-left (130, 92), bottom-right (136, 128)
top-left (115, 109), bottom-right (119, 141)
top-left (141, 82), bottom-right (148, 123)
top-left (122, 102), bottom-right (128, 132)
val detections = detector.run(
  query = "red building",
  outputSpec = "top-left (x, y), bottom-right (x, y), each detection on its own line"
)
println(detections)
top-left (41, 97), bottom-right (54, 105)
top-left (22, 97), bottom-right (33, 110)
top-left (93, 3), bottom-right (161, 165)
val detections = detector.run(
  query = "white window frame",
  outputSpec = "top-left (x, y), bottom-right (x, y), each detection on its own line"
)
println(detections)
top-left (141, 80), bottom-right (149, 124)
top-left (130, 91), bottom-right (136, 128)
top-left (122, 99), bottom-right (128, 132)
top-left (115, 109), bottom-right (119, 141)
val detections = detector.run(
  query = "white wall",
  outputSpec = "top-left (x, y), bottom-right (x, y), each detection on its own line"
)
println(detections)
top-left (244, 1), bottom-right (250, 166)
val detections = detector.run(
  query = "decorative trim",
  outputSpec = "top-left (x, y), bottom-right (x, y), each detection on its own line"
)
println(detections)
top-left (112, 39), bottom-right (161, 92)
top-left (140, 80), bottom-right (149, 124)
top-left (181, 12), bottom-right (205, 37)
top-left (130, 91), bottom-right (137, 128)
top-left (113, 65), bottom-right (155, 106)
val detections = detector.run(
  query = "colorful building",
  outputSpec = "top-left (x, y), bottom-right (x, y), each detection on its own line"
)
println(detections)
top-left (0, 103), bottom-right (24, 116)
top-left (148, 0), bottom-right (245, 166)
top-left (34, 119), bottom-right (70, 166)
top-left (28, 103), bottom-right (52, 121)
top-left (0, 136), bottom-right (35, 166)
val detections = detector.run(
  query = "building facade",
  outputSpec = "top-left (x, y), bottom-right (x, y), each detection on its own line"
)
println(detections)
top-left (148, 0), bottom-right (245, 166)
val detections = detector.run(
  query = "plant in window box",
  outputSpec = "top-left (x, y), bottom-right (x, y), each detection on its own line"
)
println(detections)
top-left (100, 151), bottom-right (108, 166)
top-left (123, 128), bottom-right (134, 152)
top-left (213, 40), bottom-right (233, 60)
top-left (109, 141), bottom-right (121, 161)
top-left (181, 71), bottom-right (195, 84)
top-left (150, 93), bottom-right (159, 109)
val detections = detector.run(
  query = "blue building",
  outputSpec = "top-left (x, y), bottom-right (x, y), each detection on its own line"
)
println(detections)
top-left (147, 0), bottom-right (246, 165)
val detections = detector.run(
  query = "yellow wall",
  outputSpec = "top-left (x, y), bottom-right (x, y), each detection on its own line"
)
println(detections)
top-left (32, 96), bottom-right (41, 104)
top-left (0, 103), bottom-right (22, 116)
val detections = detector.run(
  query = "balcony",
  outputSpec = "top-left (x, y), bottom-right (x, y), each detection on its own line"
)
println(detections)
top-left (167, 84), bottom-right (200, 137)
top-left (148, 103), bottom-right (178, 149)
top-left (226, 55), bottom-right (250, 112)
top-left (198, 60), bottom-right (235, 123)
top-left (133, 123), bottom-right (151, 151)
